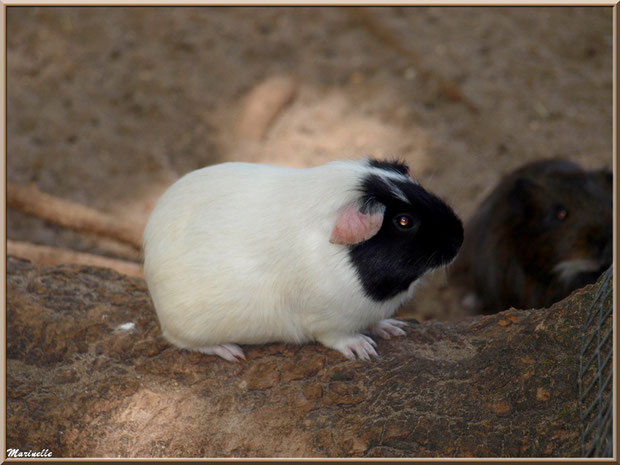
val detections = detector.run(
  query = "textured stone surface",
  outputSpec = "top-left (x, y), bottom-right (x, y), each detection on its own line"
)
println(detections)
top-left (7, 256), bottom-right (594, 458)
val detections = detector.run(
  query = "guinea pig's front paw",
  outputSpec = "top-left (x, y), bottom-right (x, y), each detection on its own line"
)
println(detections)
top-left (368, 319), bottom-right (408, 339)
top-left (318, 333), bottom-right (379, 361)
top-left (196, 343), bottom-right (246, 362)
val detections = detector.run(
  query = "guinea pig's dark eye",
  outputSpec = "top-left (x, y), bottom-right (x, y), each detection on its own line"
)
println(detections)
top-left (554, 205), bottom-right (568, 222)
top-left (394, 214), bottom-right (417, 231)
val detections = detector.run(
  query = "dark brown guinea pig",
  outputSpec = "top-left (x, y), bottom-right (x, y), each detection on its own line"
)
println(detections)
top-left (450, 158), bottom-right (612, 314)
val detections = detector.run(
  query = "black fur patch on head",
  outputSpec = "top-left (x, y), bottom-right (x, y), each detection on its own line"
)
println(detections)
top-left (368, 158), bottom-right (410, 177)
top-left (349, 173), bottom-right (464, 302)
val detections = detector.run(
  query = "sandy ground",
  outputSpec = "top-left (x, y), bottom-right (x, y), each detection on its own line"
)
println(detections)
top-left (7, 6), bottom-right (613, 320)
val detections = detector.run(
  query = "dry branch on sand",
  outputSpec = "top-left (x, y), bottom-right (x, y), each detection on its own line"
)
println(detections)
top-left (7, 240), bottom-right (143, 278)
top-left (234, 75), bottom-right (299, 142)
top-left (7, 183), bottom-right (143, 250)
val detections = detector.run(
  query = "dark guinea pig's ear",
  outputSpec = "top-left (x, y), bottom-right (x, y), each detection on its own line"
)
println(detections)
top-left (508, 177), bottom-right (544, 216)
top-left (330, 200), bottom-right (386, 245)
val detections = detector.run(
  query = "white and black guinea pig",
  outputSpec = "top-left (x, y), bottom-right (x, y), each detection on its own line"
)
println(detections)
top-left (143, 158), bottom-right (463, 361)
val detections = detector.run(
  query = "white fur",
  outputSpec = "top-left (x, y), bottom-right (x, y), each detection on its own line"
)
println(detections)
top-left (385, 178), bottom-right (411, 204)
top-left (143, 160), bottom-right (414, 359)
top-left (553, 258), bottom-right (601, 283)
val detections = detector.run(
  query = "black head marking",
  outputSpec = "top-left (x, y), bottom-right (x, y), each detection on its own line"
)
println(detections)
top-left (367, 158), bottom-right (410, 177)
top-left (349, 173), bottom-right (463, 301)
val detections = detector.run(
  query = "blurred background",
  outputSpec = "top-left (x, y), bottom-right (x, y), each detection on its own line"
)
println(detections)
top-left (7, 6), bottom-right (613, 321)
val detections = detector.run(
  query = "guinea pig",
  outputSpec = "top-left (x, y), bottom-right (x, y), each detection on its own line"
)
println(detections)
top-left (143, 158), bottom-right (463, 361)
top-left (449, 158), bottom-right (612, 314)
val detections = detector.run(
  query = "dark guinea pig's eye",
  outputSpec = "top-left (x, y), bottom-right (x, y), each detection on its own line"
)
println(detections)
top-left (394, 214), bottom-right (416, 230)
top-left (554, 205), bottom-right (568, 222)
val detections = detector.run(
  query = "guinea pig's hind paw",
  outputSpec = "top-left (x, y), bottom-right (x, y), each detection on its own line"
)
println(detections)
top-left (333, 334), bottom-right (378, 361)
top-left (369, 319), bottom-right (408, 339)
top-left (197, 343), bottom-right (246, 362)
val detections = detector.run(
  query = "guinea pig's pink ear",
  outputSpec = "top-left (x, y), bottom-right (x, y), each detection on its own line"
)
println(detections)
top-left (330, 202), bottom-right (386, 245)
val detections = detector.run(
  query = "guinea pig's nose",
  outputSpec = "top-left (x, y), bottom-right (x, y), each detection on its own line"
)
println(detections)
top-left (599, 233), bottom-right (613, 265)
top-left (443, 227), bottom-right (464, 262)
top-left (451, 219), bottom-right (464, 252)
top-left (433, 206), bottom-right (463, 263)
top-left (589, 230), bottom-right (612, 262)
top-left (455, 224), bottom-right (464, 248)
